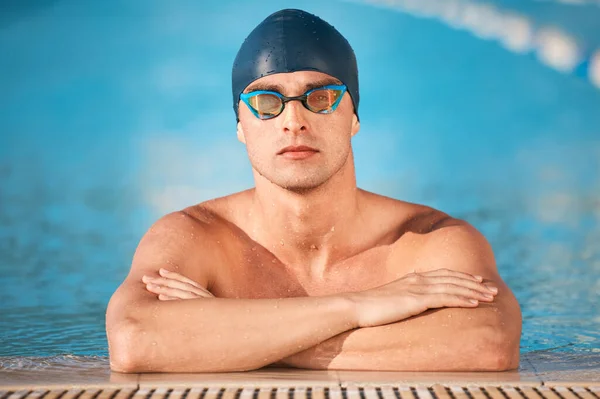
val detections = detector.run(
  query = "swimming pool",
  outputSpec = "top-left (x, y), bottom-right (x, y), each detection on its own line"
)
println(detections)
top-left (0, 0), bottom-right (598, 366)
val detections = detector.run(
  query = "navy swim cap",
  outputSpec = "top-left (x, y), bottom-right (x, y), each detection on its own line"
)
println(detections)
top-left (232, 9), bottom-right (359, 121)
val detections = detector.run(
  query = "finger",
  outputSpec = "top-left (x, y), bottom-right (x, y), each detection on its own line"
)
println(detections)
top-left (426, 294), bottom-right (480, 309)
top-left (424, 276), bottom-right (498, 295)
top-left (158, 269), bottom-right (215, 297)
top-left (148, 278), bottom-right (214, 299)
top-left (422, 268), bottom-right (483, 282)
top-left (158, 294), bottom-right (179, 301)
top-left (159, 268), bottom-right (205, 290)
top-left (144, 276), bottom-right (214, 298)
top-left (424, 283), bottom-right (495, 302)
top-left (146, 283), bottom-right (200, 299)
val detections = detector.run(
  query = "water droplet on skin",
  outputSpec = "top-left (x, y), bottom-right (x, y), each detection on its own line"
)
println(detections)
top-left (331, 226), bottom-right (335, 232)
top-left (152, 341), bottom-right (157, 346)
top-left (280, 239), bottom-right (285, 246)
top-left (271, 259), bottom-right (277, 263)
top-left (251, 246), bottom-right (257, 251)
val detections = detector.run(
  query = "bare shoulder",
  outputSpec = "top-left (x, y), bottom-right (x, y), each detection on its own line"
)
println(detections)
top-left (359, 189), bottom-right (453, 239)
top-left (415, 217), bottom-right (498, 276)
top-left (107, 193), bottom-right (248, 319)
top-left (186, 189), bottom-right (253, 227)
top-left (361, 189), bottom-right (497, 277)
top-left (123, 191), bottom-right (247, 284)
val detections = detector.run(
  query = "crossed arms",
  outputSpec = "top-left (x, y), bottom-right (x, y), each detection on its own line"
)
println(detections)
top-left (105, 211), bottom-right (522, 373)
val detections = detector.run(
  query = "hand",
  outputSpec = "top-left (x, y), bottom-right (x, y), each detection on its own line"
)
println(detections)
top-left (142, 268), bottom-right (215, 300)
top-left (346, 268), bottom-right (498, 328)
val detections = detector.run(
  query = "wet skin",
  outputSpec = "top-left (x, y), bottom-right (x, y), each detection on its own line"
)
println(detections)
top-left (106, 71), bottom-right (522, 372)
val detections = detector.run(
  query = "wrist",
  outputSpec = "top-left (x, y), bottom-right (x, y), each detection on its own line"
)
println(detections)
top-left (337, 292), bottom-right (361, 330)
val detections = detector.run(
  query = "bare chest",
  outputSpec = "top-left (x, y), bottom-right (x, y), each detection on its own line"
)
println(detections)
top-left (209, 242), bottom-right (404, 299)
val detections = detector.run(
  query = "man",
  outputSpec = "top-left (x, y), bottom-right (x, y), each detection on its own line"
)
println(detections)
top-left (106, 8), bottom-right (521, 373)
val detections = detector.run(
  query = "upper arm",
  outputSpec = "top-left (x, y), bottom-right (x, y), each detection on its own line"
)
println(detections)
top-left (397, 217), bottom-right (522, 367)
top-left (106, 210), bottom-right (217, 327)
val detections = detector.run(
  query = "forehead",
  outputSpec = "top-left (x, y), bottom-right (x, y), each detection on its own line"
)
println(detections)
top-left (244, 70), bottom-right (341, 92)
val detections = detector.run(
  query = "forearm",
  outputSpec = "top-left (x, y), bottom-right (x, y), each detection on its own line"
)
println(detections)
top-left (278, 307), bottom-right (521, 371)
top-left (107, 291), bottom-right (357, 373)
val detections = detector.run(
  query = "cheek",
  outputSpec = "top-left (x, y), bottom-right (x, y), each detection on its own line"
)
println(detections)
top-left (242, 124), bottom-right (274, 159)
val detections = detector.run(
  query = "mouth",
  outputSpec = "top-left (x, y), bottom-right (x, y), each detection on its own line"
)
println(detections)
top-left (277, 145), bottom-right (318, 155)
top-left (277, 145), bottom-right (319, 160)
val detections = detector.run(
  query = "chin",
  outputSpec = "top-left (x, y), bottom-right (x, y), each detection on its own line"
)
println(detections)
top-left (253, 162), bottom-right (333, 192)
top-left (276, 176), bottom-right (329, 193)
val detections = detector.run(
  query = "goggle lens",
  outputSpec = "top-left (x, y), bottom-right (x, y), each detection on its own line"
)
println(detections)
top-left (247, 93), bottom-right (283, 118)
top-left (241, 85), bottom-right (347, 120)
top-left (306, 88), bottom-right (343, 112)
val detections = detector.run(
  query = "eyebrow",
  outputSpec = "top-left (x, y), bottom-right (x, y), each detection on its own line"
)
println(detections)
top-left (244, 78), bottom-right (343, 94)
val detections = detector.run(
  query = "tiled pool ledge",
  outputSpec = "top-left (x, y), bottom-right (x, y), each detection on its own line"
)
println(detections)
top-left (0, 352), bottom-right (598, 391)
top-left (1, 385), bottom-right (599, 399)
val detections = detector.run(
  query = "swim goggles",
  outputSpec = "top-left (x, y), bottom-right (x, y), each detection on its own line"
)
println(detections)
top-left (240, 84), bottom-right (347, 120)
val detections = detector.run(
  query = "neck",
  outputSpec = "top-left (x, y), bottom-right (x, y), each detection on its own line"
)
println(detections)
top-left (248, 151), bottom-right (363, 277)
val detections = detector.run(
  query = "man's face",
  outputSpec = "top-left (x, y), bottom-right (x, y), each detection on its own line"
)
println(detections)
top-left (237, 71), bottom-right (360, 192)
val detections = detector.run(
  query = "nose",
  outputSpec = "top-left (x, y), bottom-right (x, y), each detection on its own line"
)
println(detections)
top-left (279, 100), bottom-right (307, 135)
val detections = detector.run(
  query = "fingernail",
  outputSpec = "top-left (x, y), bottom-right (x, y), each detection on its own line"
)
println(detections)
top-left (486, 285), bottom-right (498, 293)
top-left (474, 275), bottom-right (483, 281)
top-left (469, 299), bottom-right (478, 304)
top-left (483, 294), bottom-right (493, 299)
top-left (160, 268), bottom-right (168, 274)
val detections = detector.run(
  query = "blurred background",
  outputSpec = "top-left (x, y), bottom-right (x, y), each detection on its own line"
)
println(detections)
top-left (0, 0), bottom-right (599, 359)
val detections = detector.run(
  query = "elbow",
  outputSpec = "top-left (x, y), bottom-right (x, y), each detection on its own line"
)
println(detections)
top-left (107, 319), bottom-right (145, 373)
top-left (476, 328), bottom-right (520, 371)
top-left (481, 346), bottom-right (518, 371)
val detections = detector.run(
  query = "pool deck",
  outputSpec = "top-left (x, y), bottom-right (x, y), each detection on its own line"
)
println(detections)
top-left (0, 352), bottom-right (598, 391)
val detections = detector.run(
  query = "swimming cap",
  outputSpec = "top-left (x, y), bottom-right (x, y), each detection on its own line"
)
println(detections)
top-left (232, 9), bottom-right (359, 121)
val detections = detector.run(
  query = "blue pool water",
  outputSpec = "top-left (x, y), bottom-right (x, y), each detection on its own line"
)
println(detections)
top-left (0, 0), bottom-right (599, 361)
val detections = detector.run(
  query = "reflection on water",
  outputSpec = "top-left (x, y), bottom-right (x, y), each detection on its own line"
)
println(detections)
top-left (0, 354), bottom-right (108, 371)
top-left (0, 307), bottom-right (109, 357)
top-left (1, 0), bottom-right (599, 359)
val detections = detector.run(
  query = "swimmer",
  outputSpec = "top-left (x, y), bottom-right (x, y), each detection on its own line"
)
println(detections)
top-left (106, 9), bottom-right (522, 373)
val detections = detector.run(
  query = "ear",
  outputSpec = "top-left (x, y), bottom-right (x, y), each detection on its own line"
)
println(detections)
top-left (236, 121), bottom-right (246, 144)
top-left (350, 114), bottom-right (360, 137)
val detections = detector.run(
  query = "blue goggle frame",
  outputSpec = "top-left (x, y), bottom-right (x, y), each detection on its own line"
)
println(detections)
top-left (240, 84), bottom-right (347, 120)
